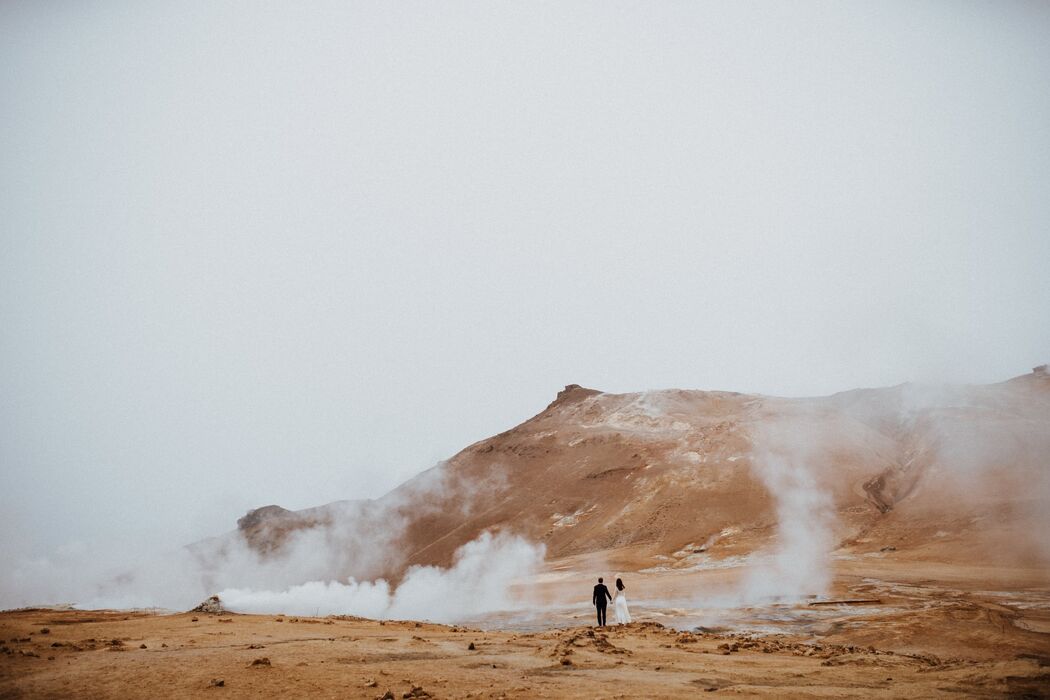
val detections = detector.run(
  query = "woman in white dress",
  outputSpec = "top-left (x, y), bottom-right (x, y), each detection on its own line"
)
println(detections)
top-left (614, 577), bottom-right (631, 624)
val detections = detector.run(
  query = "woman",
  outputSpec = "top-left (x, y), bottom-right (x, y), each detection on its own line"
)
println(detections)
top-left (614, 577), bottom-right (632, 624)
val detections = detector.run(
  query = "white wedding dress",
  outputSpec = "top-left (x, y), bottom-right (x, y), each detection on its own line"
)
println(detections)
top-left (614, 590), bottom-right (631, 624)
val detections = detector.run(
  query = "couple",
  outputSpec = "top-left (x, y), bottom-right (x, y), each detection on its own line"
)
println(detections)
top-left (591, 576), bottom-right (631, 626)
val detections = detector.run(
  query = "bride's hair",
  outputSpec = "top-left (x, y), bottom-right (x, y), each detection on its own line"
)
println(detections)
top-left (615, 578), bottom-right (624, 591)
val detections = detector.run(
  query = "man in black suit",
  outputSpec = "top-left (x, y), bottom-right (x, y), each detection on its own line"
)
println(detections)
top-left (592, 577), bottom-right (612, 626)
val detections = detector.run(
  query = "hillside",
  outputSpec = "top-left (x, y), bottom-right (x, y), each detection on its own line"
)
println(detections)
top-left (197, 366), bottom-right (1050, 586)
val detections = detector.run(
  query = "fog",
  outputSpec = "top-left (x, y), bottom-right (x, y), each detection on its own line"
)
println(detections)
top-left (2, 2), bottom-right (1049, 608)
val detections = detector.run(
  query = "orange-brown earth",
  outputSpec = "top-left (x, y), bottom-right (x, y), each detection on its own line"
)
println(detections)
top-left (2, 608), bottom-right (1048, 699)
top-left (224, 367), bottom-right (1050, 582)
top-left (4, 368), bottom-right (1049, 697)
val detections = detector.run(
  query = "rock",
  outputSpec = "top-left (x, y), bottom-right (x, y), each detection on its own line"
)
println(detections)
top-left (364, 679), bottom-right (378, 688)
top-left (210, 679), bottom-right (225, 687)
top-left (249, 657), bottom-right (271, 667)
top-left (139, 644), bottom-right (147, 649)
top-left (191, 617), bottom-right (199, 622)
top-left (191, 596), bottom-right (225, 614)
top-left (468, 642), bottom-right (476, 650)
top-left (39, 628), bottom-right (50, 635)
top-left (377, 692), bottom-right (395, 700)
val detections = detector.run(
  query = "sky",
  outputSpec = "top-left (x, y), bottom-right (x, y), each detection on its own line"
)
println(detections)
top-left (2, 1), bottom-right (1049, 564)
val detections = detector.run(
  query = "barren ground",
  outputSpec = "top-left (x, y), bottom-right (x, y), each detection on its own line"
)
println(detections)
top-left (4, 558), bottom-right (1049, 699)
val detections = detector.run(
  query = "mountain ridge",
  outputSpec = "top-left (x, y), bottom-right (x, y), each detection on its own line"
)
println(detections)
top-left (200, 366), bottom-right (1050, 585)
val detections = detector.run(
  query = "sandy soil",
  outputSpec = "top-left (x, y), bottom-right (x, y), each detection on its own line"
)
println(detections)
top-left (2, 609), bottom-right (1048, 699)
top-left (4, 558), bottom-right (1049, 699)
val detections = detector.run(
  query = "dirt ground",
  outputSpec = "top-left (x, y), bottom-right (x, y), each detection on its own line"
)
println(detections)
top-left (4, 555), bottom-right (1049, 698)
top-left (4, 589), bottom-right (1049, 699)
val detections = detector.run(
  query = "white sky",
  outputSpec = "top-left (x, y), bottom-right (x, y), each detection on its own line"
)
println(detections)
top-left (2, 1), bottom-right (1049, 560)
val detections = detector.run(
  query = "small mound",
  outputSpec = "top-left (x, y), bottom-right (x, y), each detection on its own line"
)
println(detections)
top-left (190, 595), bottom-right (226, 614)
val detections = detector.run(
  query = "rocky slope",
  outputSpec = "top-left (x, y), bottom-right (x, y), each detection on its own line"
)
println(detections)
top-left (204, 366), bottom-right (1050, 582)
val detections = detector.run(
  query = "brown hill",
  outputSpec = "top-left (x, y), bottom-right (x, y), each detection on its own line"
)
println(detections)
top-left (205, 367), bottom-right (1050, 583)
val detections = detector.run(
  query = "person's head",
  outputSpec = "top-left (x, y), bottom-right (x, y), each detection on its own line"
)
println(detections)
top-left (598, 577), bottom-right (603, 583)
top-left (616, 578), bottom-right (624, 591)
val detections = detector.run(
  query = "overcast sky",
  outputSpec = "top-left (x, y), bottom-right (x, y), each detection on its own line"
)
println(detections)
top-left (2, 1), bottom-right (1048, 562)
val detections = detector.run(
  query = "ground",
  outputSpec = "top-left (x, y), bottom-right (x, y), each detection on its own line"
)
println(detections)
top-left (1, 610), bottom-right (1047, 699)
top-left (5, 554), bottom-right (1050, 700)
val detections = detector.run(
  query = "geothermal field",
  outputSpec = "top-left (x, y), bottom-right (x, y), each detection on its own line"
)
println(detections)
top-left (3, 368), bottom-right (1049, 698)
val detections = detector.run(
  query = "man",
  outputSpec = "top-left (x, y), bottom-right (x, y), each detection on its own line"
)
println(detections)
top-left (592, 577), bottom-right (612, 626)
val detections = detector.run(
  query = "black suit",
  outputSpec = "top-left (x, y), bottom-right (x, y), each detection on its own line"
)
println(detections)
top-left (592, 583), bottom-right (612, 626)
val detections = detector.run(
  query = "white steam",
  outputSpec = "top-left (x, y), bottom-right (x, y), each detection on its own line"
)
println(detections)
top-left (218, 531), bottom-right (544, 622)
top-left (740, 448), bottom-right (835, 601)
top-left (714, 412), bottom-right (839, 605)
top-left (711, 376), bottom-right (1050, 610)
top-left (0, 460), bottom-right (536, 622)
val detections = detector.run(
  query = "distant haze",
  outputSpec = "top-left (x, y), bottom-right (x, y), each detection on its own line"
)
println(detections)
top-left (2, 2), bottom-right (1048, 574)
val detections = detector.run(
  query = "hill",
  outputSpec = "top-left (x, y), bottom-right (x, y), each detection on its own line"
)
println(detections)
top-left (195, 366), bottom-right (1050, 586)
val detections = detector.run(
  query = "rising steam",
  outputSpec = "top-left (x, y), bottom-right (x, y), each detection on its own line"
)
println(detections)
top-left (218, 531), bottom-right (544, 621)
